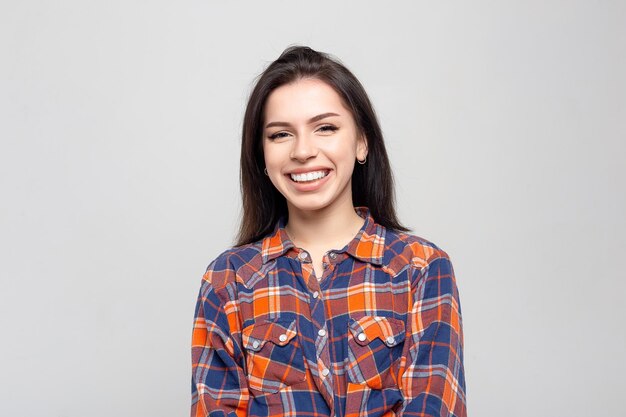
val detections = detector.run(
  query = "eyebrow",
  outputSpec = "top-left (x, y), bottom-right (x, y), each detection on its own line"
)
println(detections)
top-left (264, 112), bottom-right (341, 129)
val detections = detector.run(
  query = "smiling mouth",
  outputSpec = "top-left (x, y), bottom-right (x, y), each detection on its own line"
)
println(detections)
top-left (289, 170), bottom-right (330, 183)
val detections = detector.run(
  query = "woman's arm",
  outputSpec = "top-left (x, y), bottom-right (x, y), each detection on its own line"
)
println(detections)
top-left (399, 250), bottom-right (467, 417)
top-left (191, 257), bottom-right (249, 417)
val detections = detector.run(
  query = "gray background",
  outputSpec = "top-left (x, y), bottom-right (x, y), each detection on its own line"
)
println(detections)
top-left (1, 1), bottom-right (624, 416)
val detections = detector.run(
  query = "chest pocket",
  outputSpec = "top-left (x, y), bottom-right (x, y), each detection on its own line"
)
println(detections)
top-left (242, 318), bottom-right (306, 394)
top-left (346, 316), bottom-right (406, 390)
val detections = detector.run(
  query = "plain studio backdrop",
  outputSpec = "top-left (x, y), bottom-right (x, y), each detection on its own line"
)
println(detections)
top-left (1, 1), bottom-right (624, 416)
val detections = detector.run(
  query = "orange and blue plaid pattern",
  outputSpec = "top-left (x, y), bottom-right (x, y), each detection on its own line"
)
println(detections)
top-left (191, 207), bottom-right (466, 416)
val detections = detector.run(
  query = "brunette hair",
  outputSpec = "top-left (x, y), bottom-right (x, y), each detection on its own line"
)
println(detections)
top-left (235, 45), bottom-right (408, 246)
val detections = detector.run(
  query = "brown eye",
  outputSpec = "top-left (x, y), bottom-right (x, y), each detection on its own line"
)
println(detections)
top-left (319, 125), bottom-right (338, 133)
top-left (268, 132), bottom-right (289, 140)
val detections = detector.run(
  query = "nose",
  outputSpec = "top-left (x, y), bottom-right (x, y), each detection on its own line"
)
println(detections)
top-left (289, 135), bottom-right (318, 162)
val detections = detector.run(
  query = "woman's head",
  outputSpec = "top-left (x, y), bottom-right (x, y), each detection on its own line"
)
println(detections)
top-left (236, 45), bottom-right (408, 245)
top-left (262, 77), bottom-right (368, 219)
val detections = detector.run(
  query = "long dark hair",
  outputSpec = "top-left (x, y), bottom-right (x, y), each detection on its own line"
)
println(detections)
top-left (236, 45), bottom-right (408, 246)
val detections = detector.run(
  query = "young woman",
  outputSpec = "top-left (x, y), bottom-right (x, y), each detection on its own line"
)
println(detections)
top-left (191, 46), bottom-right (466, 417)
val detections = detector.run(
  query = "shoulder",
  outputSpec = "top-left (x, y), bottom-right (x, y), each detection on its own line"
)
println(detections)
top-left (382, 228), bottom-right (453, 278)
top-left (201, 241), bottom-right (264, 290)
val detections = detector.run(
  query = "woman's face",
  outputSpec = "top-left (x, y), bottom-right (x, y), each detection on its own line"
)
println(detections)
top-left (262, 78), bottom-right (368, 214)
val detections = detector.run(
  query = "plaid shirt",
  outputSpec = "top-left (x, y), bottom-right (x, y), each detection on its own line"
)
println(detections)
top-left (191, 207), bottom-right (466, 417)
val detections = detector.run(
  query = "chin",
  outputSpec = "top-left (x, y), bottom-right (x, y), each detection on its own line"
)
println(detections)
top-left (287, 196), bottom-right (334, 213)
top-left (291, 201), bottom-right (330, 212)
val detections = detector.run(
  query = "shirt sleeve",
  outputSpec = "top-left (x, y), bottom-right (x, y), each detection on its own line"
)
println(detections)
top-left (399, 250), bottom-right (467, 417)
top-left (191, 256), bottom-right (249, 417)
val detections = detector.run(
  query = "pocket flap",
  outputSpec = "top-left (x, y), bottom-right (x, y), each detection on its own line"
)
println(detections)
top-left (348, 316), bottom-right (405, 347)
top-left (242, 318), bottom-right (298, 352)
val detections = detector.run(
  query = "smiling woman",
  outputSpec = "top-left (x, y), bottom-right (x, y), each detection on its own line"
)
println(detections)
top-left (191, 46), bottom-right (467, 417)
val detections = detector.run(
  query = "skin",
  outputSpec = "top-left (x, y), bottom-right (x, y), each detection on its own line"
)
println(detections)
top-left (262, 77), bottom-right (368, 278)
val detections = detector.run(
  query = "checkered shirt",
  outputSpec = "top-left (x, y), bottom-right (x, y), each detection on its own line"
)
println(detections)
top-left (191, 207), bottom-right (466, 417)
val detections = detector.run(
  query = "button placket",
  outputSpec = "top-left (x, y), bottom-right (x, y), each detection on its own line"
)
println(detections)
top-left (306, 281), bottom-right (333, 397)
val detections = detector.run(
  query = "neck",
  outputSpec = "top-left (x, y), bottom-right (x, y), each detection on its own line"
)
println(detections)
top-left (285, 198), bottom-right (365, 249)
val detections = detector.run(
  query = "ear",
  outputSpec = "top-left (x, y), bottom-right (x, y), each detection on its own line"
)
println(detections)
top-left (356, 133), bottom-right (368, 160)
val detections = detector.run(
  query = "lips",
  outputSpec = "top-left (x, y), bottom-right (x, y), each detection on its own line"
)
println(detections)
top-left (286, 166), bottom-right (332, 174)
top-left (285, 169), bottom-right (333, 191)
top-left (289, 169), bottom-right (330, 183)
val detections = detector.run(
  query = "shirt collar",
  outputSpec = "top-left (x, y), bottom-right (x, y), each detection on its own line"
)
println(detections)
top-left (261, 206), bottom-right (385, 266)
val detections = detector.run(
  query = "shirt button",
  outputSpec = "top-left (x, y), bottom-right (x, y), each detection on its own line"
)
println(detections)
top-left (312, 291), bottom-right (319, 299)
top-left (329, 251), bottom-right (337, 260)
top-left (357, 332), bottom-right (367, 342)
top-left (322, 262), bottom-right (328, 269)
top-left (321, 368), bottom-right (330, 377)
top-left (298, 251), bottom-right (308, 260)
top-left (278, 334), bottom-right (288, 342)
top-left (318, 329), bottom-right (326, 337)
top-left (386, 336), bottom-right (395, 346)
top-left (252, 340), bottom-right (260, 349)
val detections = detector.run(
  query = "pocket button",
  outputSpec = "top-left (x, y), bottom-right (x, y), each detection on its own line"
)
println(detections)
top-left (279, 334), bottom-right (288, 342)
top-left (357, 332), bottom-right (367, 342)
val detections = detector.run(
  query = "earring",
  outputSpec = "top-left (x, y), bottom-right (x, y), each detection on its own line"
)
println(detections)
top-left (264, 168), bottom-right (268, 175)
top-left (357, 156), bottom-right (367, 165)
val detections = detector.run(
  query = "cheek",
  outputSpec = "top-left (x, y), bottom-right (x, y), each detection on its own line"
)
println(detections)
top-left (324, 140), bottom-right (357, 165)
top-left (265, 156), bottom-right (284, 174)
top-left (262, 144), bottom-right (279, 167)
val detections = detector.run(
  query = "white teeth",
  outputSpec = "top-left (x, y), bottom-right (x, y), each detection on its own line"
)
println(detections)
top-left (290, 170), bottom-right (328, 182)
